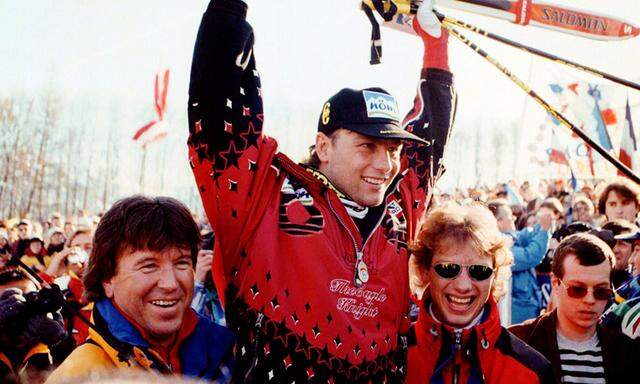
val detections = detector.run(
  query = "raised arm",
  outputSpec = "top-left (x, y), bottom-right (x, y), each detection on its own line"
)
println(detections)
top-left (401, 17), bottom-right (457, 188)
top-left (511, 225), bottom-right (550, 272)
top-left (188, 0), bottom-right (263, 173)
top-left (187, 0), bottom-right (279, 285)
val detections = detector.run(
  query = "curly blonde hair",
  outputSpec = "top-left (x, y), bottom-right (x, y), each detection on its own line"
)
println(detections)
top-left (410, 201), bottom-right (514, 301)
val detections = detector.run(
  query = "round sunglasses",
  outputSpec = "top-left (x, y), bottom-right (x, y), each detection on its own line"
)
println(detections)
top-left (433, 262), bottom-right (495, 281)
top-left (558, 279), bottom-right (613, 301)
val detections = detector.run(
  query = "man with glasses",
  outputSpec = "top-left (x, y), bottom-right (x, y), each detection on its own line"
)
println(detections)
top-left (406, 202), bottom-right (553, 383)
top-left (510, 233), bottom-right (639, 383)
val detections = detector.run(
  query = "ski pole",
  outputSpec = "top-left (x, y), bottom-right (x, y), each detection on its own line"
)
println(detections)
top-left (436, 11), bottom-right (640, 92)
top-left (441, 22), bottom-right (640, 183)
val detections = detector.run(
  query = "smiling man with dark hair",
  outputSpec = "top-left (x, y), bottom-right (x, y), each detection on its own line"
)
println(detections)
top-left (46, 195), bottom-right (235, 384)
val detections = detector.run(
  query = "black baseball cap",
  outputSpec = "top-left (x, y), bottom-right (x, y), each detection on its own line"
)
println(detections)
top-left (317, 87), bottom-right (427, 145)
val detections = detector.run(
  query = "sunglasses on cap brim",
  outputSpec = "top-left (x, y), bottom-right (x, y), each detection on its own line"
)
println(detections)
top-left (433, 262), bottom-right (495, 281)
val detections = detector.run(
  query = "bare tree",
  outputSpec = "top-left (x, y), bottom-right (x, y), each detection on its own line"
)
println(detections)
top-left (82, 151), bottom-right (94, 211)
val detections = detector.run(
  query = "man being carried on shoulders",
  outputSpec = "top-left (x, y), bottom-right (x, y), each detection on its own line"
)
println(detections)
top-left (187, 0), bottom-right (456, 381)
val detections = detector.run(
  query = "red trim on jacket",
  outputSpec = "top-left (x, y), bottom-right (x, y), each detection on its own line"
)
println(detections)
top-left (407, 296), bottom-right (546, 383)
top-left (111, 300), bottom-right (199, 373)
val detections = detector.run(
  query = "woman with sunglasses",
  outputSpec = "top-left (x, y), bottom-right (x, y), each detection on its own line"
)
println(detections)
top-left (406, 202), bottom-right (555, 383)
top-left (510, 233), bottom-right (640, 383)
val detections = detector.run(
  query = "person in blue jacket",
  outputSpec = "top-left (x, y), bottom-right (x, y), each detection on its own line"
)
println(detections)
top-left (489, 199), bottom-right (552, 324)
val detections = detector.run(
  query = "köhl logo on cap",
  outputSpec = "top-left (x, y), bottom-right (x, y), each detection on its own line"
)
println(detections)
top-left (362, 90), bottom-right (399, 121)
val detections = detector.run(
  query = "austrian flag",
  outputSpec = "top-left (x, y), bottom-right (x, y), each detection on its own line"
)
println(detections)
top-left (133, 69), bottom-right (170, 148)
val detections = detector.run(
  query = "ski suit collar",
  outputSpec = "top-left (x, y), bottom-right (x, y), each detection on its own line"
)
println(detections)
top-left (417, 293), bottom-right (503, 352)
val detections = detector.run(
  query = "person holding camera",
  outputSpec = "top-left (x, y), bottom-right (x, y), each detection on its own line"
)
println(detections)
top-left (190, 232), bottom-right (226, 326)
top-left (45, 229), bottom-right (91, 280)
top-left (44, 229), bottom-right (65, 257)
top-left (0, 267), bottom-right (69, 383)
top-left (45, 196), bottom-right (235, 384)
top-left (44, 229), bottom-right (93, 345)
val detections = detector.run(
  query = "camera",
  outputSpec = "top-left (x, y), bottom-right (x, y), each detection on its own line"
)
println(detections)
top-left (67, 248), bottom-right (89, 265)
top-left (201, 231), bottom-right (215, 251)
top-left (201, 231), bottom-right (215, 291)
top-left (0, 267), bottom-right (64, 323)
top-left (22, 284), bottom-right (65, 319)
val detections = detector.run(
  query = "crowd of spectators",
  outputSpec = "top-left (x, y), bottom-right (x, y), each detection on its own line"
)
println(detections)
top-left (1, 177), bottom-right (639, 383)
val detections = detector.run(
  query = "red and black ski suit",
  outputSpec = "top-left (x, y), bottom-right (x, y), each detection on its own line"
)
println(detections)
top-left (406, 296), bottom-right (555, 384)
top-left (187, 0), bottom-right (456, 382)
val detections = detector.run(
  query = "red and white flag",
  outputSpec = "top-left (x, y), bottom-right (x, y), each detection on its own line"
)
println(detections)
top-left (548, 126), bottom-right (569, 165)
top-left (133, 69), bottom-right (170, 147)
top-left (618, 98), bottom-right (637, 175)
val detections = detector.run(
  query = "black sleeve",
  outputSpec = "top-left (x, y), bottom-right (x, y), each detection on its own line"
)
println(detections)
top-left (402, 68), bottom-right (457, 187)
top-left (188, 0), bottom-right (264, 178)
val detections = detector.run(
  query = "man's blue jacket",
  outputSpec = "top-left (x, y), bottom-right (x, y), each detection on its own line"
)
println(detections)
top-left (507, 224), bottom-right (549, 325)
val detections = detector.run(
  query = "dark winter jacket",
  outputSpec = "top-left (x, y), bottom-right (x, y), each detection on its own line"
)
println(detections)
top-left (509, 309), bottom-right (640, 383)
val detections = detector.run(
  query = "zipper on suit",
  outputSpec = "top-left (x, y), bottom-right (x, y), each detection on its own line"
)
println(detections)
top-left (453, 331), bottom-right (462, 384)
top-left (360, 198), bottom-right (390, 272)
top-left (327, 194), bottom-right (368, 287)
top-left (327, 190), bottom-right (394, 287)
top-left (244, 312), bottom-right (264, 382)
top-left (361, 180), bottom-right (402, 272)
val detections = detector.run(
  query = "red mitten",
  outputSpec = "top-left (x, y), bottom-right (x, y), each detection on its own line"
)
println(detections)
top-left (413, 16), bottom-right (449, 71)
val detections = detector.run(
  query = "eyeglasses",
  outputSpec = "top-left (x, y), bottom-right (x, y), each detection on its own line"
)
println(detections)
top-left (558, 279), bottom-right (613, 301)
top-left (433, 262), bottom-right (495, 281)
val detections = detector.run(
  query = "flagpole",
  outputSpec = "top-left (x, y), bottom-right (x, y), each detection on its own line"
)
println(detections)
top-left (160, 144), bottom-right (167, 194)
top-left (587, 85), bottom-right (614, 153)
top-left (442, 22), bottom-right (640, 184)
top-left (140, 146), bottom-right (147, 194)
top-left (436, 11), bottom-right (640, 92)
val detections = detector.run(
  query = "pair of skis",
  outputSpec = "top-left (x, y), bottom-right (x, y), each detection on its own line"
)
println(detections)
top-left (362, 0), bottom-right (638, 42)
top-left (361, 0), bottom-right (640, 183)
top-left (424, 0), bottom-right (638, 41)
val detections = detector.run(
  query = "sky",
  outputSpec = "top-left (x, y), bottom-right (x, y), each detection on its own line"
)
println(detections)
top-left (1, 0), bottom-right (639, 204)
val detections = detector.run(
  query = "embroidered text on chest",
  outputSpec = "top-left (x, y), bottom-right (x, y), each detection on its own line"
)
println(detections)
top-left (329, 279), bottom-right (387, 320)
